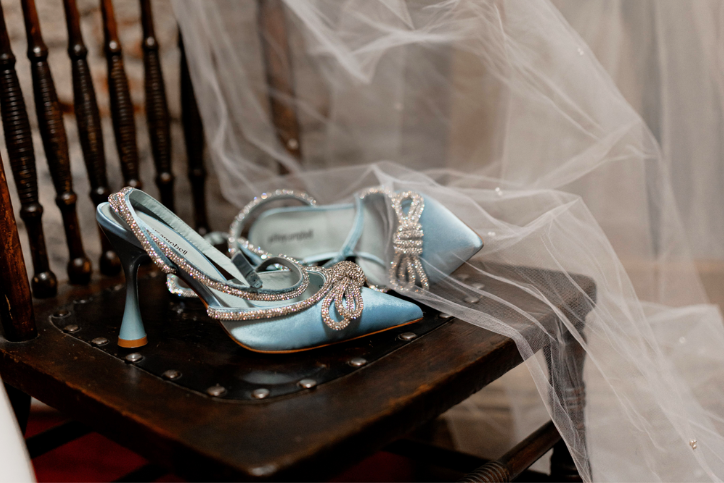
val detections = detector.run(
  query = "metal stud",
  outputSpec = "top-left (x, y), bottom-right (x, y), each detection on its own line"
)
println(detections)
top-left (439, 313), bottom-right (454, 319)
top-left (298, 379), bottom-right (317, 389)
top-left (398, 332), bottom-right (417, 341)
top-left (112, 284), bottom-right (124, 292)
top-left (148, 270), bottom-right (160, 278)
top-left (125, 353), bottom-right (143, 363)
top-left (348, 357), bottom-right (367, 367)
top-left (464, 296), bottom-right (480, 304)
top-left (207, 385), bottom-right (227, 397)
top-left (53, 309), bottom-right (71, 318)
top-left (63, 324), bottom-right (80, 334)
top-left (163, 370), bottom-right (182, 380)
top-left (472, 282), bottom-right (486, 290)
top-left (91, 337), bottom-right (109, 347)
top-left (287, 138), bottom-right (299, 150)
top-left (252, 388), bottom-right (270, 399)
top-left (74, 298), bottom-right (89, 304)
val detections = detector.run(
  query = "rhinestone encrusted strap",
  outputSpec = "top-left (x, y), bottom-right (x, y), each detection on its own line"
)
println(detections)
top-left (228, 190), bottom-right (317, 261)
top-left (109, 187), bottom-right (176, 274)
top-left (108, 188), bottom-right (309, 302)
top-left (166, 274), bottom-right (196, 298)
top-left (360, 187), bottom-right (429, 291)
top-left (207, 261), bottom-right (365, 329)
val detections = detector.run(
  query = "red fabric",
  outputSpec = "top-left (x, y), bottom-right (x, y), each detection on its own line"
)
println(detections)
top-left (26, 408), bottom-right (414, 482)
top-left (26, 410), bottom-right (180, 482)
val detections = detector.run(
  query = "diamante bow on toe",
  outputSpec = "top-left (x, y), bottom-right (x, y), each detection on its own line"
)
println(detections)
top-left (389, 191), bottom-right (429, 291)
top-left (360, 188), bottom-right (430, 291)
top-left (322, 261), bottom-right (366, 330)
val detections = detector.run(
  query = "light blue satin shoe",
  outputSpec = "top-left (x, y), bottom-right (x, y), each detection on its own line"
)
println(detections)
top-left (97, 188), bottom-right (423, 352)
top-left (228, 187), bottom-right (484, 291)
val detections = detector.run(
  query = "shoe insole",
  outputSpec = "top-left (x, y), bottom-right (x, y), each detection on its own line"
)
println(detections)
top-left (247, 201), bottom-right (390, 284)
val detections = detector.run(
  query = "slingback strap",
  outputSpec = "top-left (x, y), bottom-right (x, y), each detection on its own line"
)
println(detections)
top-left (231, 252), bottom-right (261, 289)
top-left (229, 189), bottom-right (365, 268)
top-left (109, 187), bottom-right (308, 301)
top-left (228, 189), bottom-right (317, 260)
top-left (168, 253), bottom-right (298, 298)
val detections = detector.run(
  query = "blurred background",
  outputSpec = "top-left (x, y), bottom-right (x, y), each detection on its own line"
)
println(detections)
top-left (0, 0), bottom-right (238, 283)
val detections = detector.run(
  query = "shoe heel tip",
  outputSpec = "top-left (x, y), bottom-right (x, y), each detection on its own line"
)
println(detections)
top-left (118, 337), bottom-right (148, 348)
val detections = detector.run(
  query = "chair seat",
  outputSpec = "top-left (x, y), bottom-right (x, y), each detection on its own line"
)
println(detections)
top-left (0, 264), bottom-right (595, 481)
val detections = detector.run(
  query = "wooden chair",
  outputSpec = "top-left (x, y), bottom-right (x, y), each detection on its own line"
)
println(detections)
top-left (0, 1), bottom-right (594, 481)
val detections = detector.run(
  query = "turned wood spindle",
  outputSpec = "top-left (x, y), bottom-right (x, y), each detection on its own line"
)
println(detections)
top-left (63, 0), bottom-right (121, 277)
top-left (0, 6), bottom-right (56, 298)
top-left (257, 0), bottom-right (301, 174)
top-left (0, 154), bottom-right (36, 341)
top-left (100, 0), bottom-right (142, 189)
top-left (179, 33), bottom-right (209, 235)
top-left (141, 0), bottom-right (174, 210)
top-left (21, 0), bottom-right (92, 285)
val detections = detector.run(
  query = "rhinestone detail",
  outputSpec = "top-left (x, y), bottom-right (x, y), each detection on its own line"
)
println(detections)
top-left (228, 190), bottom-right (317, 261)
top-left (109, 187), bottom-right (175, 274)
top-left (166, 274), bottom-right (197, 298)
top-left (207, 261), bottom-right (365, 328)
top-left (320, 261), bottom-right (365, 330)
top-left (360, 187), bottom-right (429, 291)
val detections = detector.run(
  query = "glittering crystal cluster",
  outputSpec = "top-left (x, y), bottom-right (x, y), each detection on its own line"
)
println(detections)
top-left (228, 189), bottom-right (317, 261)
top-left (321, 261), bottom-right (366, 330)
top-left (166, 274), bottom-right (197, 298)
top-left (360, 187), bottom-right (430, 291)
top-left (208, 261), bottom-right (365, 330)
top-left (389, 191), bottom-right (429, 291)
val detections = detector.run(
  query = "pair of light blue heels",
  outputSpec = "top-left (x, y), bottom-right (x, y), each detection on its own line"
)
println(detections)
top-left (96, 187), bottom-right (483, 353)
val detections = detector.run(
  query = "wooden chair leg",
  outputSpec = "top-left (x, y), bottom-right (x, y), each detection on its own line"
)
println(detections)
top-left (547, 324), bottom-right (588, 482)
top-left (4, 383), bottom-right (30, 435)
top-left (458, 421), bottom-right (560, 483)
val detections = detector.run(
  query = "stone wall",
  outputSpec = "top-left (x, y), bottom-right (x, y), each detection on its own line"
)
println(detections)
top-left (0, 0), bottom-right (236, 282)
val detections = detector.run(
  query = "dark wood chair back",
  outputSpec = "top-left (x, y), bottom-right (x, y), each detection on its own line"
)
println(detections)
top-left (0, 0), bottom-right (300, 343)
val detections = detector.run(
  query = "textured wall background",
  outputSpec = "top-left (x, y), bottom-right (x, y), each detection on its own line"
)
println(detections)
top-left (0, 0), bottom-right (236, 282)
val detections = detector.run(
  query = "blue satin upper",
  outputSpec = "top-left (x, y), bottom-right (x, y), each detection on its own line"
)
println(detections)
top-left (224, 286), bottom-right (423, 352)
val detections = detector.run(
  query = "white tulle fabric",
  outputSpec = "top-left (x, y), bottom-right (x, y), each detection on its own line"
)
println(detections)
top-left (556, 0), bottom-right (724, 261)
top-left (173, 0), bottom-right (724, 480)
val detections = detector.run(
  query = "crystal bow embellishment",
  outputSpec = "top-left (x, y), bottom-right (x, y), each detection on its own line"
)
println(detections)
top-left (390, 191), bottom-right (430, 290)
top-left (322, 261), bottom-right (366, 330)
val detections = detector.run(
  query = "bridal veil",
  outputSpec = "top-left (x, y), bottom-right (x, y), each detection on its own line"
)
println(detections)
top-left (174, 1), bottom-right (724, 480)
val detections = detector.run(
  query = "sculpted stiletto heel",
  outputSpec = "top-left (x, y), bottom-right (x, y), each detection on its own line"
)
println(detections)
top-left (99, 187), bottom-right (423, 352)
top-left (228, 187), bottom-right (484, 291)
top-left (102, 228), bottom-right (150, 348)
